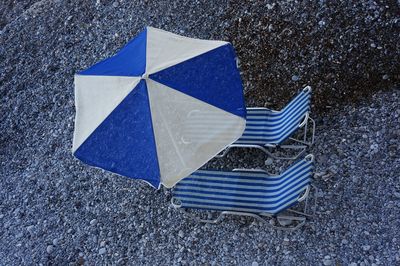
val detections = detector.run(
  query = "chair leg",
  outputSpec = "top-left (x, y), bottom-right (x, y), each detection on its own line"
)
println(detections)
top-left (266, 144), bottom-right (308, 160)
top-left (177, 208), bottom-right (226, 224)
top-left (287, 184), bottom-right (319, 218)
top-left (272, 214), bottom-right (306, 231)
top-left (270, 115), bottom-right (315, 160)
top-left (215, 144), bottom-right (277, 159)
top-left (217, 143), bottom-right (305, 161)
top-left (175, 208), bottom-right (309, 231)
top-left (289, 116), bottom-right (316, 146)
top-left (309, 117), bottom-right (316, 144)
top-left (266, 184), bottom-right (318, 231)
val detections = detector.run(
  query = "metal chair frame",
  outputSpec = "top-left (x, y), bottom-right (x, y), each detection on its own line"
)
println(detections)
top-left (171, 155), bottom-right (318, 231)
top-left (216, 86), bottom-right (315, 161)
top-left (171, 184), bottom-right (318, 231)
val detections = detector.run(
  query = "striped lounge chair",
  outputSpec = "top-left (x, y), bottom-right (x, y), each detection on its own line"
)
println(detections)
top-left (217, 86), bottom-right (315, 160)
top-left (172, 154), bottom-right (317, 231)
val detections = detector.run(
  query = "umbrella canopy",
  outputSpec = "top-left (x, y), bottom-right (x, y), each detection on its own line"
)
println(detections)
top-left (73, 27), bottom-right (246, 188)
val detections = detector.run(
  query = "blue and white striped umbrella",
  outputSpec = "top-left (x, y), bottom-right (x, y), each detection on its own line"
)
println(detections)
top-left (72, 27), bottom-right (246, 188)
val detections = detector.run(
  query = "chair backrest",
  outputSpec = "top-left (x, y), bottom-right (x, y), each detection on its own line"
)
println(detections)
top-left (236, 86), bottom-right (312, 145)
top-left (173, 155), bottom-right (314, 215)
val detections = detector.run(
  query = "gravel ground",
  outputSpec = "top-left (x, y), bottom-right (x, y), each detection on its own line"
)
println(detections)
top-left (1, 0), bottom-right (399, 265)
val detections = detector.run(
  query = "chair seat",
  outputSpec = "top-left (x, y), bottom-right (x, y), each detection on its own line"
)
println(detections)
top-left (173, 155), bottom-right (314, 215)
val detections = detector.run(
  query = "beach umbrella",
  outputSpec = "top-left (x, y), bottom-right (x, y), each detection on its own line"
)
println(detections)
top-left (72, 27), bottom-right (246, 188)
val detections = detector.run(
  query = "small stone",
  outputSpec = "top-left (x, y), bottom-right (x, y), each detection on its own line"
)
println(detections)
top-left (265, 157), bottom-right (273, 166)
top-left (268, 24), bottom-right (274, 32)
top-left (362, 245), bottom-right (371, 251)
top-left (27, 225), bottom-right (35, 233)
top-left (283, 237), bottom-right (290, 246)
top-left (278, 218), bottom-right (293, 226)
top-left (100, 241), bottom-right (106, 247)
top-left (90, 219), bottom-right (97, 226)
top-left (15, 232), bottom-right (23, 239)
top-left (78, 257), bottom-right (85, 265)
top-left (52, 238), bottom-right (58, 246)
top-left (382, 74), bottom-right (389, 80)
top-left (178, 230), bottom-right (184, 238)
top-left (46, 245), bottom-right (54, 254)
top-left (370, 144), bottom-right (378, 151)
top-left (98, 247), bottom-right (106, 255)
top-left (319, 155), bottom-right (328, 164)
top-left (252, 262), bottom-right (259, 266)
top-left (323, 255), bottom-right (332, 266)
top-left (291, 75), bottom-right (300, 81)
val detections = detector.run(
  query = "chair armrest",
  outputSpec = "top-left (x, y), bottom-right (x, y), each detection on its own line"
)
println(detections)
top-left (298, 112), bottom-right (309, 128)
top-left (297, 185), bottom-right (310, 202)
top-left (303, 85), bottom-right (312, 93)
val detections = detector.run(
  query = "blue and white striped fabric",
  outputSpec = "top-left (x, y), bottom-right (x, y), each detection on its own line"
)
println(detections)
top-left (235, 87), bottom-right (311, 146)
top-left (72, 27), bottom-right (246, 189)
top-left (173, 156), bottom-right (314, 214)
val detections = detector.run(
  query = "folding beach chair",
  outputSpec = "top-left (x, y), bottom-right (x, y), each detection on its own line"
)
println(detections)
top-left (171, 154), bottom-right (317, 231)
top-left (217, 86), bottom-right (315, 160)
